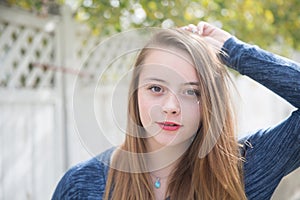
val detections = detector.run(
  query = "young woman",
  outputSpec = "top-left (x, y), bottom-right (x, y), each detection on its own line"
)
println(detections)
top-left (52, 22), bottom-right (300, 200)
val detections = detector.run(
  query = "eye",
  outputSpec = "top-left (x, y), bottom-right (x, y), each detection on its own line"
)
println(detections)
top-left (148, 85), bottom-right (163, 93)
top-left (184, 89), bottom-right (200, 96)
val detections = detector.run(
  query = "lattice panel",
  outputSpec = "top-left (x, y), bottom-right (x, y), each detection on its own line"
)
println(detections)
top-left (0, 19), bottom-right (55, 89)
top-left (75, 27), bottom-right (148, 85)
top-left (0, 11), bottom-right (150, 89)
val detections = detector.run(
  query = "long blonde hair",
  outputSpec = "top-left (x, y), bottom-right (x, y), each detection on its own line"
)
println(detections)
top-left (104, 29), bottom-right (246, 200)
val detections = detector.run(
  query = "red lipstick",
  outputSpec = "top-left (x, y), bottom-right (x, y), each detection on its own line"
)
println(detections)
top-left (157, 121), bottom-right (182, 131)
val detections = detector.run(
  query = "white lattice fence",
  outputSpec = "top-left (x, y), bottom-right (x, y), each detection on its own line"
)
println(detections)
top-left (0, 4), bottom-right (299, 200)
top-left (0, 12), bottom-right (57, 88)
top-left (0, 96), bottom-right (61, 199)
top-left (66, 21), bottom-right (149, 166)
top-left (73, 25), bottom-right (148, 85)
top-left (0, 4), bottom-right (145, 200)
top-left (0, 6), bottom-right (65, 200)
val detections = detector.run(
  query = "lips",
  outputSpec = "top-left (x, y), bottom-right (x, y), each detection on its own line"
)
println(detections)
top-left (157, 121), bottom-right (182, 131)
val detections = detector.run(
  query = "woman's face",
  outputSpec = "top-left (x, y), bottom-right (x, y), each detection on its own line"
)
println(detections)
top-left (137, 48), bottom-right (201, 151)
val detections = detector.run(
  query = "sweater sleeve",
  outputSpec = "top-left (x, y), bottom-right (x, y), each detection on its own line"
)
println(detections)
top-left (240, 110), bottom-right (300, 199)
top-left (51, 148), bottom-right (114, 199)
top-left (222, 37), bottom-right (300, 199)
top-left (221, 37), bottom-right (300, 109)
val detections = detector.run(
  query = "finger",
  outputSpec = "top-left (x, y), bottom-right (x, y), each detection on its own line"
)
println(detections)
top-left (181, 24), bottom-right (202, 35)
top-left (179, 24), bottom-right (194, 31)
top-left (187, 24), bottom-right (199, 34)
top-left (197, 21), bottom-right (214, 36)
top-left (180, 26), bottom-right (189, 30)
top-left (197, 21), bottom-right (206, 35)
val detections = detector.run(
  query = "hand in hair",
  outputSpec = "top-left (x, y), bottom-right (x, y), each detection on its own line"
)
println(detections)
top-left (181, 22), bottom-right (232, 50)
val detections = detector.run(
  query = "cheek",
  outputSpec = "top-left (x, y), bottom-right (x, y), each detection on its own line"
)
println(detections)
top-left (138, 93), bottom-right (166, 127)
top-left (182, 104), bottom-right (201, 128)
top-left (138, 92), bottom-right (155, 126)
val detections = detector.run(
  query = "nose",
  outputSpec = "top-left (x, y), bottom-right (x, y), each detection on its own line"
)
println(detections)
top-left (162, 93), bottom-right (181, 115)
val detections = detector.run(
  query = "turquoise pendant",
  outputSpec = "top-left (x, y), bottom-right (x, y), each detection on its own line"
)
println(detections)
top-left (154, 178), bottom-right (161, 189)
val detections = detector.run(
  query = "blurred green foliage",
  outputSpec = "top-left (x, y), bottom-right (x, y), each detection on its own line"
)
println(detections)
top-left (4, 0), bottom-right (300, 52)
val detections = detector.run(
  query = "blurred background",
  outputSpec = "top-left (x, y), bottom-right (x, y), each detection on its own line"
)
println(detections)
top-left (0, 0), bottom-right (299, 199)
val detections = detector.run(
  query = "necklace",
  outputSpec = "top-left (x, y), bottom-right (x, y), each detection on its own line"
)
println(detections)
top-left (150, 173), bottom-right (169, 189)
top-left (154, 177), bottom-right (161, 189)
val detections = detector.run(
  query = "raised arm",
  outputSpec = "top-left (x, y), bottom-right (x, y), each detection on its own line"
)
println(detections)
top-left (221, 36), bottom-right (300, 109)
top-left (184, 22), bottom-right (300, 109)
top-left (183, 22), bottom-right (300, 199)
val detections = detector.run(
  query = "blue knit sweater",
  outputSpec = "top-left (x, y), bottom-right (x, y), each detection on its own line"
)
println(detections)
top-left (52, 37), bottom-right (300, 200)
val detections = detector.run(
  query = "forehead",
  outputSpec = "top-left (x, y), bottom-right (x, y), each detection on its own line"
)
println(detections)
top-left (140, 49), bottom-right (199, 83)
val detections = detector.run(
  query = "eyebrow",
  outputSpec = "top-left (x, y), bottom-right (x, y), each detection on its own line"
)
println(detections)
top-left (143, 78), bottom-right (200, 86)
top-left (144, 78), bottom-right (167, 83)
top-left (184, 82), bottom-right (200, 86)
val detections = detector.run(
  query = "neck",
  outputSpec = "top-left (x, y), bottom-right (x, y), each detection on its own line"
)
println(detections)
top-left (145, 140), bottom-right (191, 172)
top-left (151, 160), bottom-right (176, 178)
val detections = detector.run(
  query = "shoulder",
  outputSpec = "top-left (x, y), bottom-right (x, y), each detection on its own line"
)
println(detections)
top-left (52, 147), bottom-right (115, 199)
